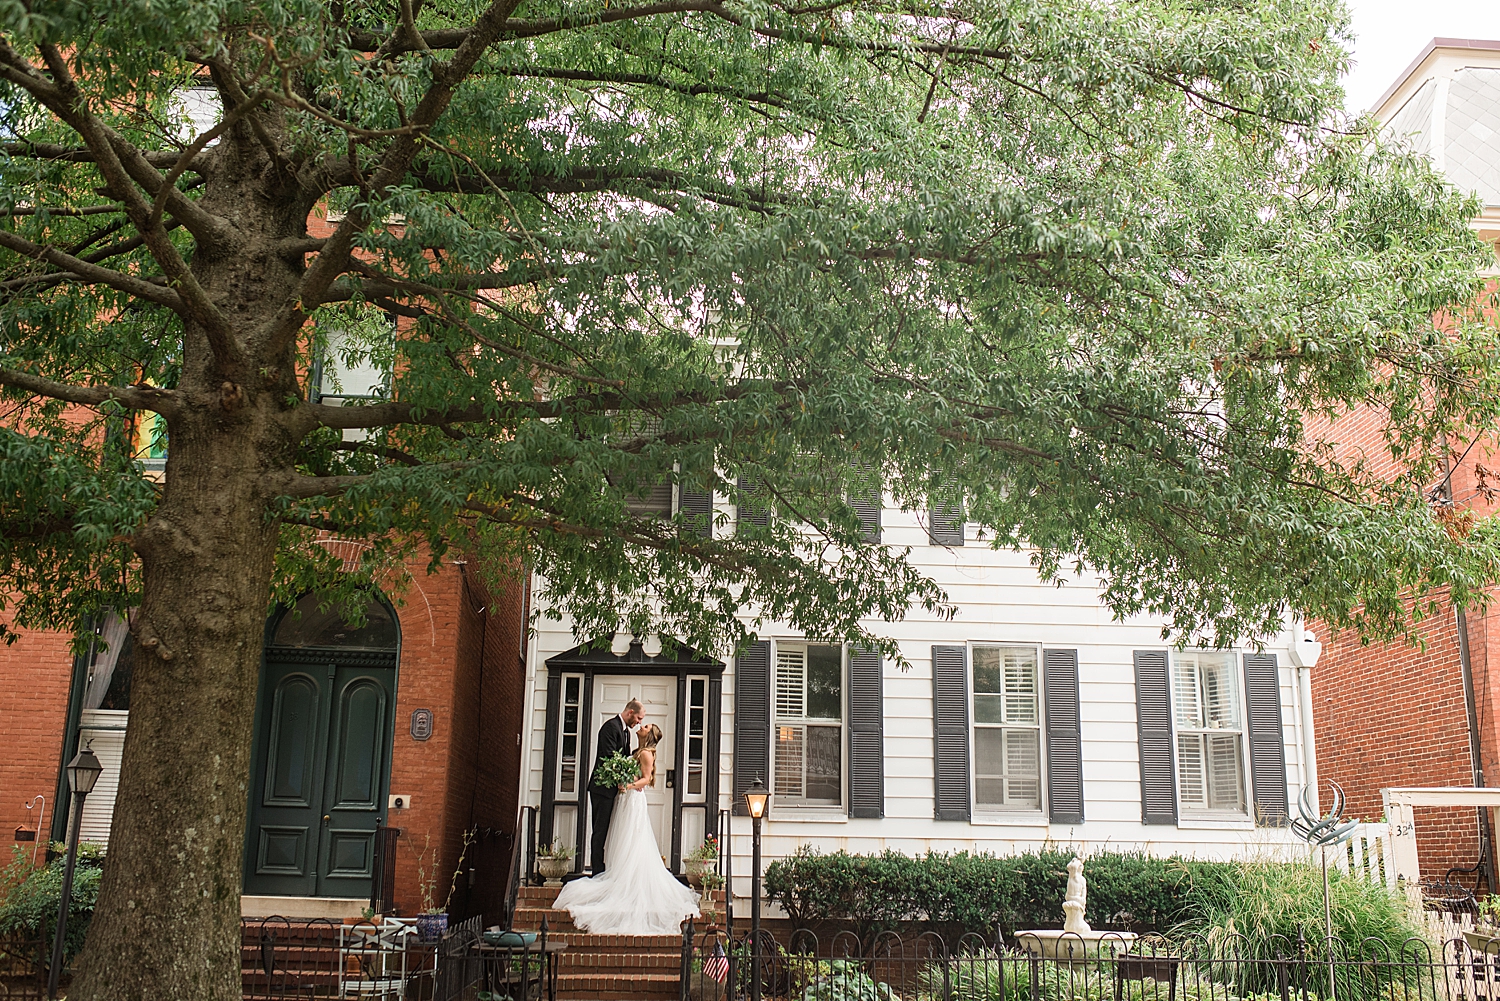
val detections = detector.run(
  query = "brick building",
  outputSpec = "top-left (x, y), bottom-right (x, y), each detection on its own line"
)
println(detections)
top-left (1310, 38), bottom-right (1500, 886)
top-left (1, 554), bottom-right (529, 921)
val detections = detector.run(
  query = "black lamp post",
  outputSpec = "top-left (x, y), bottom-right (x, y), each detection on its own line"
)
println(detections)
top-left (48, 745), bottom-right (102, 999)
top-left (743, 776), bottom-right (770, 1001)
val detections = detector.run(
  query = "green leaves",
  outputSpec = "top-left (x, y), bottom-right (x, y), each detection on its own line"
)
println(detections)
top-left (1, 0), bottom-right (1497, 658)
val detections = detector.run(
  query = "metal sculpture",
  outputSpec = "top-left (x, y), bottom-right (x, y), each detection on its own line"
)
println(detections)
top-left (1292, 781), bottom-right (1360, 849)
top-left (1291, 781), bottom-right (1359, 1001)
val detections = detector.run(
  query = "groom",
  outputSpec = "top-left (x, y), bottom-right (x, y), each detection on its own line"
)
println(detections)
top-left (588, 698), bottom-right (644, 875)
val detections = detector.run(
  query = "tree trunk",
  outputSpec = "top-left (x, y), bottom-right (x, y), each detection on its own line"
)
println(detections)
top-left (68, 409), bottom-right (284, 1000)
top-left (74, 468), bottom-right (274, 994)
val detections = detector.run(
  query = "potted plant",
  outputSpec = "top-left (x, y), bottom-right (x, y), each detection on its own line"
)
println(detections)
top-left (699, 870), bottom-right (725, 927)
top-left (536, 842), bottom-right (575, 883)
top-left (684, 835), bottom-right (718, 886)
top-left (413, 829), bottom-right (474, 942)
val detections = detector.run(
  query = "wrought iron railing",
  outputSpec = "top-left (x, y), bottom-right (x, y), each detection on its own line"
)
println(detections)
top-left (372, 822), bottom-right (402, 914)
top-left (679, 925), bottom-right (1500, 1001)
top-left (715, 807), bottom-right (733, 934)
top-left (503, 804), bottom-right (539, 931)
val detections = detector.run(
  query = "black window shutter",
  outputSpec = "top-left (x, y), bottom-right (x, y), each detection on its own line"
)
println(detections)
top-left (736, 476), bottom-right (769, 529)
top-left (733, 640), bottom-right (772, 816)
top-left (1133, 650), bottom-right (1177, 825)
top-left (678, 468), bottom-right (713, 539)
top-left (847, 648), bottom-right (884, 818)
top-left (1243, 653), bottom-right (1289, 826)
top-left (928, 503), bottom-right (965, 546)
top-left (931, 645), bottom-right (971, 820)
top-left (1043, 648), bottom-right (1084, 825)
top-left (848, 465), bottom-right (881, 543)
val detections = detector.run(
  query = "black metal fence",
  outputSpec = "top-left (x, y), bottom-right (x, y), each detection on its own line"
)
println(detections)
top-left (0, 930), bottom-right (47, 999)
top-left (680, 926), bottom-right (1500, 1001)
top-left (434, 916), bottom-right (556, 1001)
top-left (241, 915), bottom-right (440, 1000)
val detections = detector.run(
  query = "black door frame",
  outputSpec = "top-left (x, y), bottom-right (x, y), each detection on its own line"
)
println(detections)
top-left (539, 639), bottom-right (724, 874)
top-left (243, 597), bottom-right (401, 898)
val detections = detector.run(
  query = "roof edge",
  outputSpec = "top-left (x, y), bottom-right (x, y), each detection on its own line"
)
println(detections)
top-left (1371, 37), bottom-right (1500, 115)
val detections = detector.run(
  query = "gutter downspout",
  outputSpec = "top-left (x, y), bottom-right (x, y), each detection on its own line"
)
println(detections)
top-left (1456, 607), bottom-right (1492, 890)
top-left (1440, 434), bottom-right (1491, 890)
top-left (1298, 661), bottom-right (1320, 815)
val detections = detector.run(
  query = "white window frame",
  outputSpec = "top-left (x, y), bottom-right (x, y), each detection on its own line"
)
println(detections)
top-left (1169, 650), bottom-right (1251, 818)
top-left (771, 640), bottom-right (847, 810)
top-left (556, 673), bottom-right (585, 795)
top-left (968, 642), bottom-right (1046, 818)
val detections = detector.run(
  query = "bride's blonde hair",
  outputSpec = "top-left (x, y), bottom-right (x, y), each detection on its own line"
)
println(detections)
top-left (634, 724), bottom-right (663, 786)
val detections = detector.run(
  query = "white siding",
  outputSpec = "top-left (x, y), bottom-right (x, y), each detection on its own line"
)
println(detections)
top-left (76, 709), bottom-right (128, 846)
top-left (522, 500), bottom-right (1314, 906)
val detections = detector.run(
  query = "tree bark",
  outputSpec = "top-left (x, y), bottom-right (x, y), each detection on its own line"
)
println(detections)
top-left (67, 410), bottom-right (286, 1000)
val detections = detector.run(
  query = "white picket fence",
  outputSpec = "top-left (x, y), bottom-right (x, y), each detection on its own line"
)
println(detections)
top-left (1317, 821), bottom-right (1400, 892)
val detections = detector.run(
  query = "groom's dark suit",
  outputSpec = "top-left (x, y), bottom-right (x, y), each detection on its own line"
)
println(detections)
top-left (588, 715), bottom-right (632, 874)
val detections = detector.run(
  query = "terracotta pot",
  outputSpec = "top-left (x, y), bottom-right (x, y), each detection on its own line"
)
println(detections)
top-left (538, 856), bottom-right (572, 883)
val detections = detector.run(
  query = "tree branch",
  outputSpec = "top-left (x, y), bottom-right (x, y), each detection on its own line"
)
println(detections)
top-left (0, 229), bottom-right (187, 311)
top-left (264, 0), bottom-right (531, 358)
top-left (0, 365), bottom-right (179, 412)
top-left (0, 141), bottom-right (191, 169)
top-left (344, 2), bottom-right (720, 52)
top-left (0, 38), bottom-right (244, 372)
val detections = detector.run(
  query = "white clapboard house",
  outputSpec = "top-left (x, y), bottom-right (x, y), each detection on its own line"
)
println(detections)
top-left (518, 485), bottom-right (1322, 909)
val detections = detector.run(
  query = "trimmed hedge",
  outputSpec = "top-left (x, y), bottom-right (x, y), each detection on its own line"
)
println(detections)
top-left (761, 846), bottom-right (1332, 943)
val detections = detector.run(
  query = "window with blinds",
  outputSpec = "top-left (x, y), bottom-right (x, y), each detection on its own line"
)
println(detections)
top-left (773, 644), bottom-right (844, 806)
top-left (1171, 652), bottom-right (1247, 814)
top-left (972, 645), bottom-right (1042, 811)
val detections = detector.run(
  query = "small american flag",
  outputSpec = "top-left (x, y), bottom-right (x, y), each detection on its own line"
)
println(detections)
top-left (704, 941), bottom-right (729, 984)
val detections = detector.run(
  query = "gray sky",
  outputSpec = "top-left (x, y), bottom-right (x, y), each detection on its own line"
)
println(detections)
top-left (1341, 0), bottom-right (1500, 113)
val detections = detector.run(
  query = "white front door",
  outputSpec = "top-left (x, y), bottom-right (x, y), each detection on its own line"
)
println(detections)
top-left (591, 676), bottom-right (677, 864)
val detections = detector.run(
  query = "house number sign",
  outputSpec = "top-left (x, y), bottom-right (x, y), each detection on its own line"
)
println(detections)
top-left (410, 709), bottom-right (434, 741)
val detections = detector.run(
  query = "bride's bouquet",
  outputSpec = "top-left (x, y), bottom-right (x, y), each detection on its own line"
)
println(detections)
top-left (592, 751), bottom-right (642, 790)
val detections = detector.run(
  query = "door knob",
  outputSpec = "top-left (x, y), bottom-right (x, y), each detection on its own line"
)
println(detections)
top-left (323, 815), bottom-right (331, 823)
top-left (666, 769), bottom-right (676, 789)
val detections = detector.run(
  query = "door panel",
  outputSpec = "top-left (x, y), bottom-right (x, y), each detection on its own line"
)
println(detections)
top-left (245, 657), bottom-right (395, 898)
top-left (330, 677), bottom-right (387, 809)
top-left (265, 674), bottom-right (321, 806)
top-left (589, 677), bottom-right (677, 863)
top-left (319, 666), bottom-right (392, 895)
top-left (246, 661), bottom-right (332, 896)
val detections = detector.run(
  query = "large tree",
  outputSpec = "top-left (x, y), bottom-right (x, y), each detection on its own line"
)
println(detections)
top-left (1, 0), bottom-right (1498, 995)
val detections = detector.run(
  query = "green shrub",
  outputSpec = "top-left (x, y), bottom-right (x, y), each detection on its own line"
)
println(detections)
top-left (766, 848), bottom-right (1222, 940)
top-left (764, 846), bottom-right (1422, 959)
top-left (0, 843), bottom-right (106, 971)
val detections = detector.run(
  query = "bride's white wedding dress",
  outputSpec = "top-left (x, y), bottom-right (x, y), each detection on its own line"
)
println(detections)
top-left (553, 787), bottom-right (701, 935)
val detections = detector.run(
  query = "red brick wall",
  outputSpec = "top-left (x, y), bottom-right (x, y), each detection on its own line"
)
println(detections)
top-left (1313, 594), bottom-right (1498, 883)
top-left (367, 554), bottom-right (528, 920)
top-left (0, 610), bottom-right (78, 848)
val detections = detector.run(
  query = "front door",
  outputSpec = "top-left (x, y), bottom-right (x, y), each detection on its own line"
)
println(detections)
top-left (245, 656), bottom-right (396, 897)
top-left (590, 676), bottom-right (676, 862)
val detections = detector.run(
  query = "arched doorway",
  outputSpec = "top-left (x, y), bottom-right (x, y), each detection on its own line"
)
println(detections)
top-left (243, 593), bottom-right (399, 899)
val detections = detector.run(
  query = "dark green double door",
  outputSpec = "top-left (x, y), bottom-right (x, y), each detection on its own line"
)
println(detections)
top-left (244, 652), bottom-right (397, 898)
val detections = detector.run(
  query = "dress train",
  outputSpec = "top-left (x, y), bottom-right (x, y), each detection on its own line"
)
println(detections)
top-left (553, 788), bottom-right (701, 935)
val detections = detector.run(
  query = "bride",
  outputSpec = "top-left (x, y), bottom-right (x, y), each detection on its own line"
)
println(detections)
top-left (553, 723), bottom-right (701, 935)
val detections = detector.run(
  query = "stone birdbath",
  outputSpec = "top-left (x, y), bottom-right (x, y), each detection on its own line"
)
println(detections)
top-left (1014, 857), bottom-right (1137, 962)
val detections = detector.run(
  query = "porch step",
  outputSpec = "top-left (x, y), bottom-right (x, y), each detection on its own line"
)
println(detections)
top-left (555, 971), bottom-right (680, 1001)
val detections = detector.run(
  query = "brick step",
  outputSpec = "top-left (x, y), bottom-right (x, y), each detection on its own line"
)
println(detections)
top-left (555, 971), bottom-right (679, 1001)
top-left (547, 932), bottom-right (684, 950)
top-left (558, 951), bottom-right (683, 971)
top-left (513, 906), bottom-right (576, 932)
top-left (241, 972), bottom-right (340, 988)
